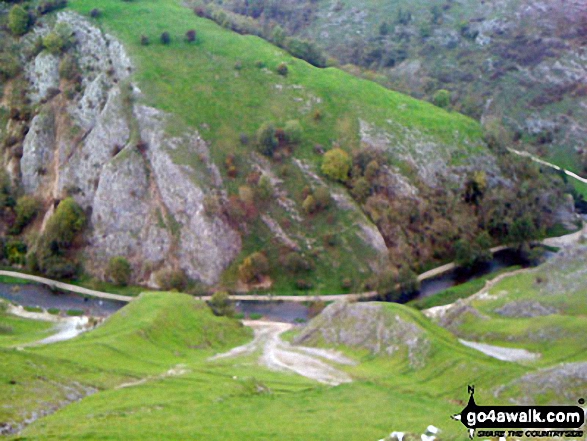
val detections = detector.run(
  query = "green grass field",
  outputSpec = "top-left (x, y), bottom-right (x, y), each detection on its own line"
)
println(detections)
top-left (2, 242), bottom-right (587, 439)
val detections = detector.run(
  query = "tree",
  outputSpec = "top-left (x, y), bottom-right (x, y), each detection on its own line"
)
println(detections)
top-left (106, 256), bottom-right (131, 286)
top-left (313, 186), bottom-right (331, 210)
top-left (238, 252), bottom-right (269, 283)
top-left (321, 148), bottom-right (351, 183)
top-left (186, 29), bottom-right (196, 43)
top-left (271, 25), bottom-right (286, 47)
top-left (9, 5), bottom-right (30, 36)
top-left (12, 195), bottom-right (40, 234)
top-left (283, 120), bottom-right (303, 145)
top-left (433, 89), bottom-right (451, 109)
top-left (208, 291), bottom-right (234, 317)
top-left (160, 32), bottom-right (171, 45)
top-left (276, 62), bottom-right (288, 76)
top-left (43, 197), bottom-right (85, 249)
top-left (154, 268), bottom-right (187, 291)
top-left (508, 215), bottom-right (539, 249)
top-left (256, 122), bottom-right (278, 156)
top-left (302, 195), bottom-right (317, 214)
top-left (43, 32), bottom-right (65, 54)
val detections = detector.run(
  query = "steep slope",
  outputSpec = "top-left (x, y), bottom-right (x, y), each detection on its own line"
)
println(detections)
top-left (0, 0), bottom-right (573, 293)
top-left (203, 0), bottom-right (587, 174)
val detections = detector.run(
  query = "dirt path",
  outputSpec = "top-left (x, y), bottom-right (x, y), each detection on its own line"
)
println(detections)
top-left (507, 147), bottom-right (587, 184)
top-left (459, 339), bottom-right (540, 362)
top-left (7, 304), bottom-right (92, 346)
top-left (0, 270), bottom-right (133, 302)
top-left (210, 320), bottom-right (355, 386)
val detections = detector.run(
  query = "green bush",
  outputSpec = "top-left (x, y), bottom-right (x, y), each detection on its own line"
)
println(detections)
top-left (255, 122), bottom-right (278, 157)
top-left (283, 120), bottom-right (303, 145)
top-left (160, 32), bottom-right (171, 45)
top-left (5, 240), bottom-right (27, 265)
top-left (0, 54), bottom-right (21, 82)
top-left (302, 194), bottom-right (317, 214)
top-left (9, 5), bottom-right (30, 36)
top-left (208, 291), bottom-right (234, 317)
top-left (276, 62), bottom-right (288, 76)
top-left (313, 186), bottom-right (331, 209)
top-left (40, 256), bottom-right (78, 279)
top-left (43, 197), bottom-right (85, 248)
top-left (321, 148), bottom-right (351, 183)
top-left (238, 252), bottom-right (269, 283)
top-left (154, 268), bottom-right (187, 291)
top-left (43, 32), bottom-right (66, 55)
top-left (12, 195), bottom-right (40, 234)
top-left (433, 89), bottom-right (451, 109)
top-left (106, 256), bottom-right (131, 286)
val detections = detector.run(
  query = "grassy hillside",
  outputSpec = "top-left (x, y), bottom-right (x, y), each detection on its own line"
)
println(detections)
top-left (4, 250), bottom-right (587, 439)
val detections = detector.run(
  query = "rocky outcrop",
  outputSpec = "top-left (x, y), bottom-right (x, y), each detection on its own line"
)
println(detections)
top-left (295, 302), bottom-right (430, 368)
top-left (16, 12), bottom-right (241, 285)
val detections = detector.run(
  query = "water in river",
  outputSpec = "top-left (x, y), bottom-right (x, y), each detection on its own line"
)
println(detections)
top-left (0, 248), bottom-right (551, 323)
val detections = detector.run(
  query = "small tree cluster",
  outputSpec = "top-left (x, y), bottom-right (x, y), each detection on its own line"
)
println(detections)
top-left (154, 268), bottom-right (187, 291)
top-left (11, 196), bottom-right (40, 235)
top-left (238, 252), bottom-right (269, 283)
top-left (208, 291), bottom-right (234, 317)
top-left (321, 148), bottom-right (351, 183)
top-left (106, 256), bottom-right (132, 286)
top-left (8, 5), bottom-right (31, 36)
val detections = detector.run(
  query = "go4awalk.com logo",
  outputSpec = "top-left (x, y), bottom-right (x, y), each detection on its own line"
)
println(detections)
top-left (451, 386), bottom-right (585, 439)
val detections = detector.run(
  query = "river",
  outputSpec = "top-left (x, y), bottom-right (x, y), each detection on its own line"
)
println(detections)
top-left (0, 248), bottom-right (546, 324)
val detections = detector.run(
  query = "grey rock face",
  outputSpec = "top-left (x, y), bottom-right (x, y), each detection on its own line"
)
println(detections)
top-left (58, 86), bottom-right (130, 208)
top-left (21, 111), bottom-right (55, 193)
top-left (15, 12), bottom-right (241, 285)
top-left (495, 300), bottom-right (558, 318)
top-left (25, 52), bottom-right (60, 104)
top-left (137, 105), bottom-right (241, 284)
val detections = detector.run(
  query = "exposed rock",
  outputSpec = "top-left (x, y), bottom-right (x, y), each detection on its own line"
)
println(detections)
top-left (137, 105), bottom-right (241, 284)
top-left (295, 302), bottom-right (430, 368)
top-left (501, 362), bottom-right (587, 405)
top-left (21, 110), bottom-right (55, 193)
top-left (494, 300), bottom-right (557, 318)
top-left (24, 51), bottom-right (60, 104)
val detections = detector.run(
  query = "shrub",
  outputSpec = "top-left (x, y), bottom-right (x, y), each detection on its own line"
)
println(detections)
top-left (321, 148), bottom-right (351, 183)
top-left (351, 177), bottom-right (371, 202)
top-left (433, 89), bottom-right (451, 109)
top-left (154, 268), bottom-right (187, 291)
top-left (302, 195), bottom-right (317, 214)
top-left (208, 291), bottom-right (234, 317)
top-left (90, 8), bottom-right (101, 18)
top-left (313, 186), bottom-right (331, 210)
top-left (106, 256), bottom-right (131, 286)
top-left (255, 122), bottom-right (278, 157)
top-left (12, 195), bottom-right (40, 234)
top-left (140, 35), bottom-right (150, 46)
top-left (255, 60), bottom-right (265, 68)
top-left (186, 29), bottom-right (196, 43)
top-left (43, 32), bottom-right (65, 55)
top-left (276, 62), bottom-right (288, 76)
top-left (257, 175), bottom-right (273, 201)
top-left (8, 5), bottom-right (30, 36)
top-left (282, 252), bottom-right (311, 274)
top-left (283, 120), bottom-right (303, 145)
top-left (160, 32), bottom-right (171, 45)
top-left (238, 252), bottom-right (269, 283)
top-left (43, 197), bottom-right (85, 249)
top-left (40, 256), bottom-right (77, 279)
top-left (0, 54), bottom-right (21, 82)
top-left (5, 240), bottom-right (27, 265)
